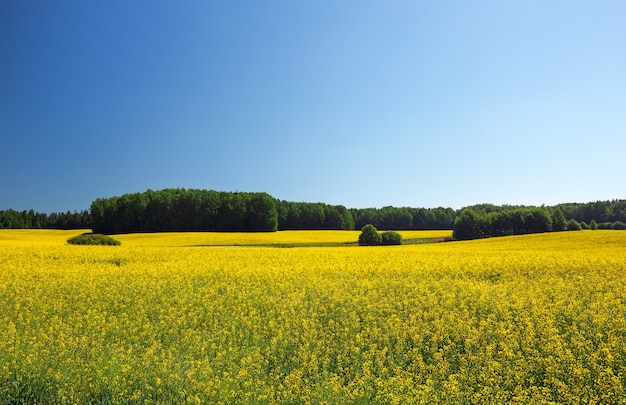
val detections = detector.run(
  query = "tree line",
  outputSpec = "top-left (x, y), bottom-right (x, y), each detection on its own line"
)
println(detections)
top-left (2, 189), bottom-right (625, 235)
top-left (556, 200), bottom-right (626, 225)
top-left (277, 201), bottom-right (355, 230)
top-left (350, 206), bottom-right (456, 230)
top-left (90, 189), bottom-right (278, 234)
top-left (0, 209), bottom-right (91, 230)
top-left (277, 203), bottom-right (454, 230)
top-left (453, 202), bottom-right (626, 240)
top-left (453, 207), bottom-right (565, 240)
top-left (91, 189), bottom-right (457, 234)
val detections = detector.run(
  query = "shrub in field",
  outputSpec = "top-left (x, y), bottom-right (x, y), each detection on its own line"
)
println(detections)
top-left (613, 221), bottom-right (626, 230)
top-left (589, 220), bottom-right (599, 230)
top-left (381, 230), bottom-right (403, 245)
top-left (67, 233), bottom-right (121, 245)
top-left (358, 224), bottom-right (382, 246)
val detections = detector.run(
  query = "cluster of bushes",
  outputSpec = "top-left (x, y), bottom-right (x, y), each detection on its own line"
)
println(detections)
top-left (582, 220), bottom-right (626, 230)
top-left (566, 219), bottom-right (583, 231)
top-left (358, 224), bottom-right (403, 246)
top-left (67, 233), bottom-right (121, 245)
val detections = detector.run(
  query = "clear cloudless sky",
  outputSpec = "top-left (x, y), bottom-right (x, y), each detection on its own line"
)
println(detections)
top-left (1, 1), bottom-right (625, 213)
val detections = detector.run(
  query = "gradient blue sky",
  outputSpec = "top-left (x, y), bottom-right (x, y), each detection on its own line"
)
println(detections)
top-left (2, 1), bottom-right (625, 213)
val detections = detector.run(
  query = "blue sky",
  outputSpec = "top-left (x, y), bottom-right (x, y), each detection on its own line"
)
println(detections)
top-left (2, 1), bottom-right (625, 213)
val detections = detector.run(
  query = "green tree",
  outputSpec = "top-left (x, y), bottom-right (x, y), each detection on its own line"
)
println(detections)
top-left (522, 207), bottom-right (553, 233)
top-left (612, 221), bottom-right (626, 230)
top-left (453, 209), bottom-right (489, 240)
top-left (358, 224), bottom-right (382, 246)
top-left (379, 206), bottom-right (412, 229)
top-left (381, 231), bottom-right (402, 245)
top-left (551, 208), bottom-right (567, 232)
top-left (566, 218), bottom-right (583, 231)
top-left (244, 192), bottom-right (278, 231)
top-left (589, 219), bottom-right (599, 230)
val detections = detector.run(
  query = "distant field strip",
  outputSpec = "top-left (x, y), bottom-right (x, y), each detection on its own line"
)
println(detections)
top-left (0, 229), bottom-right (87, 246)
top-left (113, 230), bottom-right (452, 247)
top-left (0, 230), bottom-right (624, 403)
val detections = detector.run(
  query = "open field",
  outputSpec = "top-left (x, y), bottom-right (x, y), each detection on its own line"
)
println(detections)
top-left (113, 230), bottom-right (452, 247)
top-left (0, 229), bottom-right (451, 248)
top-left (1, 230), bottom-right (625, 403)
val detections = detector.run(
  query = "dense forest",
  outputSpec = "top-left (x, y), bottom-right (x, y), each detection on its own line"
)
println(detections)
top-left (88, 189), bottom-right (455, 234)
top-left (556, 200), bottom-right (626, 225)
top-left (453, 201), bottom-right (626, 240)
top-left (1, 188), bottom-right (625, 237)
top-left (277, 202), bottom-right (455, 231)
top-left (350, 206), bottom-right (455, 230)
top-left (90, 189), bottom-right (278, 234)
top-left (277, 201), bottom-right (355, 230)
top-left (453, 207), bottom-right (564, 240)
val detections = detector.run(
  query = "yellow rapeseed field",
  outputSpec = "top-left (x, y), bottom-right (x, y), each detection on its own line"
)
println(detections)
top-left (113, 230), bottom-right (451, 247)
top-left (0, 230), bottom-right (624, 403)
